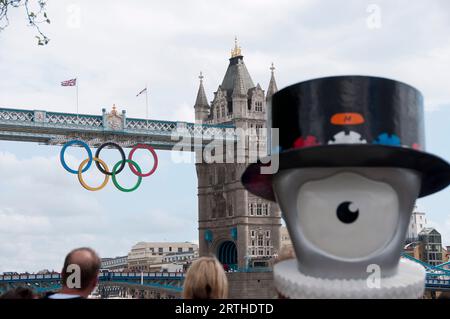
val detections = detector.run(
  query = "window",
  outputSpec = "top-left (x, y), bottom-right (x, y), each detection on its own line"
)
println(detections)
top-left (158, 248), bottom-right (163, 254)
top-left (189, 247), bottom-right (193, 252)
top-left (255, 101), bottom-right (263, 112)
top-left (251, 230), bottom-right (255, 238)
top-left (178, 247), bottom-right (183, 253)
top-left (169, 247), bottom-right (172, 252)
top-left (266, 240), bottom-right (270, 246)
top-left (251, 239), bottom-right (255, 246)
top-left (266, 230), bottom-right (270, 238)
top-left (257, 235), bottom-right (263, 246)
top-left (259, 249), bottom-right (264, 256)
top-left (262, 204), bottom-right (267, 216)
top-left (256, 203), bottom-right (262, 216)
top-left (249, 203), bottom-right (254, 216)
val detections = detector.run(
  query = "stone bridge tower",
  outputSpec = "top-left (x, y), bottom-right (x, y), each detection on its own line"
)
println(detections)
top-left (194, 39), bottom-right (281, 269)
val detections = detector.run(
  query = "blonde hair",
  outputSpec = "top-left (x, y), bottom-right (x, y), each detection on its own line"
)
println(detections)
top-left (183, 257), bottom-right (228, 299)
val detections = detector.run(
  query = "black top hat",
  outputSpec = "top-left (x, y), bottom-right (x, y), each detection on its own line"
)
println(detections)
top-left (242, 76), bottom-right (450, 201)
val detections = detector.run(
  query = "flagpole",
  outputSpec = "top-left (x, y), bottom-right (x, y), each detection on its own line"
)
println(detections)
top-left (145, 83), bottom-right (148, 128)
top-left (76, 78), bottom-right (79, 123)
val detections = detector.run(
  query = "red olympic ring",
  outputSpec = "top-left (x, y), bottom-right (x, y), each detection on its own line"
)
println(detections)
top-left (128, 144), bottom-right (158, 177)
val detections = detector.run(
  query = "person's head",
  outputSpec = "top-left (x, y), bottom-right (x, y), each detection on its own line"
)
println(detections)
top-left (0, 287), bottom-right (36, 299)
top-left (61, 247), bottom-right (101, 297)
top-left (183, 257), bottom-right (228, 299)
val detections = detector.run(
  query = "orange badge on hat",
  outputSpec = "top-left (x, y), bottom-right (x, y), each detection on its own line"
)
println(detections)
top-left (331, 113), bottom-right (365, 125)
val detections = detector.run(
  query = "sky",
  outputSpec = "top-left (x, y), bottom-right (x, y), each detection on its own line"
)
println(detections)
top-left (0, 0), bottom-right (449, 272)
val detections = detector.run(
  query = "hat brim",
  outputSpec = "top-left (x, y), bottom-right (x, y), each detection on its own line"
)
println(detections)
top-left (241, 145), bottom-right (450, 202)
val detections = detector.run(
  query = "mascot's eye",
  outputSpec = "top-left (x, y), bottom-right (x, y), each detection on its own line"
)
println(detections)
top-left (296, 172), bottom-right (399, 259)
top-left (336, 201), bottom-right (359, 224)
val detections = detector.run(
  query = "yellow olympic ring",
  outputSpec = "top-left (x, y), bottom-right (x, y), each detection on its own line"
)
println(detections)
top-left (77, 157), bottom-right (110, 191)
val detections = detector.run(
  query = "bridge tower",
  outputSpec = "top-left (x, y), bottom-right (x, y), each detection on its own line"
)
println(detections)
top-left (194, 39), bottom-right (281, 269)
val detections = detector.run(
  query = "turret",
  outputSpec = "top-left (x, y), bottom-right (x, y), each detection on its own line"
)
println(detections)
top-left (194, 72), bottom-right (210, 123)
top-left (266, 63), bottom-right (278, 102)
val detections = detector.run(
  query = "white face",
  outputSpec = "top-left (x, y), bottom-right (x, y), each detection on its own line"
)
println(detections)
top-left (297, 172), bottom-right (399, 260)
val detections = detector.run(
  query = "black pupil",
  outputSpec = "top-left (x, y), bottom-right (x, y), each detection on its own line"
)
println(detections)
top-left (336, 201), bottom-right (359, 224)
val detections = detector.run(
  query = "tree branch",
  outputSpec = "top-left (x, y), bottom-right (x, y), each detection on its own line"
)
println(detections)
top-left (0, 0), bottom-right (51, 45)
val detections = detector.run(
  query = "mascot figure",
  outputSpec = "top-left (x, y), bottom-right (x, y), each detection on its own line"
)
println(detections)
top-left (242, 76), bottom-right (450, 298)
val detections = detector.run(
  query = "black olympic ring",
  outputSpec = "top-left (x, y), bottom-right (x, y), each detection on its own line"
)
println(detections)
top-left (95, 142), bottom-right (126, 176)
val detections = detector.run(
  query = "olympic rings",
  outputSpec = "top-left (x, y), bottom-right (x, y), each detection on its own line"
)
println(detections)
top-left (60, 140), bottom-right (158, 192)
top-left (60, 140), bottom-right (93, 174)
top-left (78, 157), bottom-right (110, 191)
top-left (95, 142), bottom-right (126, 176)
top-left (128, 144), bottom-right (158, 177)
top-left (112, 159), bottom-right (142, 192)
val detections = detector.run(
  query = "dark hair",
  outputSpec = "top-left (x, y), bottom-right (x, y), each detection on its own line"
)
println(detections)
top-left (0, 287), bottom-right (36, 299)
top-left (61, 247), bottom-right (101, 291)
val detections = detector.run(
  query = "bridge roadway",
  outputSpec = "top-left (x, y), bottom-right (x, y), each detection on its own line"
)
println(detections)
top-left (0, 107), bottom-right (236, 150)
top-left (0, 272), bottom-right (185, 297)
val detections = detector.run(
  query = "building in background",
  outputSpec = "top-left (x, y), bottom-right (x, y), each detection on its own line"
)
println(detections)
top-left (100, 256), bottom-right (128, 272)
top-left (280, 226), bottom-right (292, 251)
top-left (404, 241), bottom-right (424, 260)
top-left (127, 242), bottom-right (198, 272)
top-left (406, 209), bottom-right (427, 243)
top-left (418, 228), bottom-right (443, 266)
top-left (443, 246), bottom-right (449, 264)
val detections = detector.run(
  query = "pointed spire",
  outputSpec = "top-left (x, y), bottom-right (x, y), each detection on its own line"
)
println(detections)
top-left (232, 59), bottom-right (246, 97)
top-left (266, 62), bottom-right (278, 100)
top-left (194, 71), bottom-right (209, 108)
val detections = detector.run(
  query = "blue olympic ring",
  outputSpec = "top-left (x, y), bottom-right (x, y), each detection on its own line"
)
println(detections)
top-left (60, 140), bottom-right (93, 174)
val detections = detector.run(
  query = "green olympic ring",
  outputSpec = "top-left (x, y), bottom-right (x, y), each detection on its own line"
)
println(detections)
top-left (111, 159), bottom-right (142, 193)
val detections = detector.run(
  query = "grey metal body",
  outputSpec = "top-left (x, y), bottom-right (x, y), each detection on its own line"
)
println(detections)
top-left (272, 167), bottom-right (422, 279)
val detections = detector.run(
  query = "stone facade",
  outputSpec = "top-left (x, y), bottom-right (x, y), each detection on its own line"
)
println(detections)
top-left (226, 272), bottom-right (277, 299)
top-left (194, 42), bottom-right (281, 269)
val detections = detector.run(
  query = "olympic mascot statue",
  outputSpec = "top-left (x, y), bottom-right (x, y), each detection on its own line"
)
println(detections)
top-left (241, 76), bottom-right (450, 298)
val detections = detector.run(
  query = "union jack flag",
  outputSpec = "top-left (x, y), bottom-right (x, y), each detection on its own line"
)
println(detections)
top-left (61, 78), bottom-right (77, 86)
